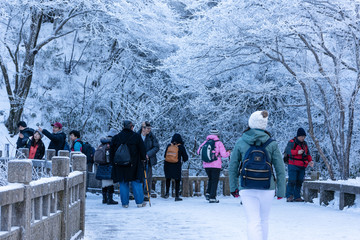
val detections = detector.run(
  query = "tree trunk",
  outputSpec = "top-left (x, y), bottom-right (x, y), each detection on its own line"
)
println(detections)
top-left (5, 102), bottom-right (24, 135)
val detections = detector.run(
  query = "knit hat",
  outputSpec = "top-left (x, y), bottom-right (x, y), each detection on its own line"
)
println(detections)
top-left (297, 128), bottom-right (306, 137)
top-left (209, 129), bottom-right (220, 136)
top-left (107, 128), bottom-right (117, 137)
top-left (34, 130), bottom-right (44, 139)
top-left (248, 110), bottom-right (269, 130)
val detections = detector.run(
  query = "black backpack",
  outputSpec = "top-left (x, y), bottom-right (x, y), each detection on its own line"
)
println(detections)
top-left (94, 144), bottom-right (108, 164)
top-left (239, 138), bottom-right (274, 189)
top-left (113, 134), bottom-right (133, 166)
top-left (81, 142), bottom-right (95, 164)
top-left (201, 139), bottom-right (218, 163)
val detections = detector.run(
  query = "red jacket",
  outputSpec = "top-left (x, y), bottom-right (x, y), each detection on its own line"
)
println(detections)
top-left (285, 137), bottom-right (312, 167)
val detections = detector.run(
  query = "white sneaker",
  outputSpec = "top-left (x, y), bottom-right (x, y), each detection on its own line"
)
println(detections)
top-left (122, 205), bottom-right (129, 208)
top-left (137, 202), bottom-right (147, 208)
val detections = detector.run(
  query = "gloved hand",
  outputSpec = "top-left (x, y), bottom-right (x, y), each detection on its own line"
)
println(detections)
top-left (231, 189), bottom-right (240, 198)
top-left (277, 197), bottom-right (283, 200)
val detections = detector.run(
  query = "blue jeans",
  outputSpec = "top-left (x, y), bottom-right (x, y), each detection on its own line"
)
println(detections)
top-left (119, 180), bottom-right (144, 205)
top-left (286, 164), bottom-right (305, 199)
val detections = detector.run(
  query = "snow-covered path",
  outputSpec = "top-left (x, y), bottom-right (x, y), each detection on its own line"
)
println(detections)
top-left (84, 193), bottom-right (360, 240)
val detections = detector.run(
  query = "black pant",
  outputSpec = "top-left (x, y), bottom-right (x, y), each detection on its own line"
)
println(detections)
top-left (166, 178), bottom-right (181, 197)
top-left (205, 168), bottom-right (221, 199)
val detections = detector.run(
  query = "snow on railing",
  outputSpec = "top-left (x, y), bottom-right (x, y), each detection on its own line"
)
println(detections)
top-left (303, 179), bottom-right (360, 210)
top-left (0, 153), bottom-right (87, 240)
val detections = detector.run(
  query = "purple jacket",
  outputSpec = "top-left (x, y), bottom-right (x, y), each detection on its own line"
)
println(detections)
top-left (197, 135), bottom-right (230, 169)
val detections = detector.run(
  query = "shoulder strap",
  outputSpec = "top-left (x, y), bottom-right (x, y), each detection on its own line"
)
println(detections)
top-left (261, 138), bottom-right (274, 148)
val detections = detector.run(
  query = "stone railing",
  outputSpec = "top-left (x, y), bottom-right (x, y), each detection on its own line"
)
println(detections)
top-left (152, 169), bottom-right (230, 197)
top-left (303, 180), bottom-right (360, 210)
top-left (0, 153), bottom-right (87, 240)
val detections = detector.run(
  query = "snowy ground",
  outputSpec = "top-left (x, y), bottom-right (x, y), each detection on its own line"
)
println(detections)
top-left (84, 193), bottom-right (360, 240)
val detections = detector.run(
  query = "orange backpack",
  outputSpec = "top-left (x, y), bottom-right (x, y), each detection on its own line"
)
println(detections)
top-left (165, 144), bottom-right (180, 163)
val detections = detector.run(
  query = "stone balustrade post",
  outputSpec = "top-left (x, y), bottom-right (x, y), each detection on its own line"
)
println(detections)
top-left (58, 150), bottom-right (70, 157)
top-left (72, 153), bottom-right (87, 238)
top-left (51, 156), bottom-right (70, 240)
top-left (5, 143), bottom-right (9, 158)
top-left (72, 154), bottom-right (87, 172)
top-left (222, 170), bottom-right (230, 196)
top-left (46, 149), bottom-right (56, 161)
top-left (7, 160), bottom-right (32, 240)
top-left (182, 169), bottom-right (190, 197)
top-left (52, 156), bottom-right (70, 177)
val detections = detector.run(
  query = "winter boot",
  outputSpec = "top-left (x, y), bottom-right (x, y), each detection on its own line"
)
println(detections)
top-left (175, 197), bottom-right (183, 201)
top-left (107, 185), bottom-right (118, 205)
top-left (163, 192), bottom-right (169, 199)
top-left (287, 195), bottom-right (294, 202)
top-left (102, 187), bottom-right (108, 204)
top-left (294, 198), bottom-right (304, 202)
top-left (209, 198), bottom-right (219, 203)
top-left (205, 193), bottom-right (210, 201)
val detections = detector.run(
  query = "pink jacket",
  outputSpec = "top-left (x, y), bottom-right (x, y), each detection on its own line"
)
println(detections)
top-left (197, 135), bottom-right (230, 169)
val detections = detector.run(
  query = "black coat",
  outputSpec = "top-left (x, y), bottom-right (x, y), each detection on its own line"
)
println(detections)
top-left (137, 130), bottom-right (160, 166)
top-left (110, 129), bottom-right (146, 183)
top-left (16, 128), bottom-right (35, 149)
top-left (164, 144), bottom-right (188, 180)
top-left (27, 139), bottom-right (45, 159)
top-left (42, 129), bottom-right (66, 154)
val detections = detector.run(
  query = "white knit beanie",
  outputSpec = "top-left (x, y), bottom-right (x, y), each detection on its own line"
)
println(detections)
top-left (248, 110), bottom-right (269, 130)
top-left (209, 129), bottom-right (220, 136)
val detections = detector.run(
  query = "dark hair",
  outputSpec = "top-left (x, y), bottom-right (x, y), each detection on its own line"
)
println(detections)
top-left (123, 120), bottom-right (134, 130)
top-left (171, 133), bottom-right (184, 145)
top-left (69, 130), bottom-right (81, 138)
top-left (31, 130), bottom-right (43, 146)
top-left (17, 121), bottom-right (27, 128)
top-left (142, 121), bottom-right (151, 128)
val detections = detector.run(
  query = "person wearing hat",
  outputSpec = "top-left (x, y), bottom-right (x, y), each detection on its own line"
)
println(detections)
top-left (16, 121), bottom-right (34, 149)
top-left (228, 110), bottom-right (286, 240)
top-left (26, 130), bottom-right (45, 159)
top-left (110, 120), bottom-right (147, 208)
top-left (285, 127), bottom-right (314, 202)
top-left (137, 121), bottom-right (160, 200)
top-left (38, 122), bottom-right (66, 155)
top-left (95, 128), bottom-right (119, 205)
top-left (197, 128), bottom-right (230, 203)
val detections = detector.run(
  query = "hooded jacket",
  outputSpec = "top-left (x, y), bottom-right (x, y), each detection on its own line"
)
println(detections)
top-left (197, 135), bottom-right (230, 169)
top-left (16, 127), bottom-right (35, 149)
top-left (228, 129), bottom-right (286, 197)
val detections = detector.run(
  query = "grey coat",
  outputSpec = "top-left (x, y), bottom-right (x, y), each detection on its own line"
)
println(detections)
top-left (138, 130), bottom-right (160, 166)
